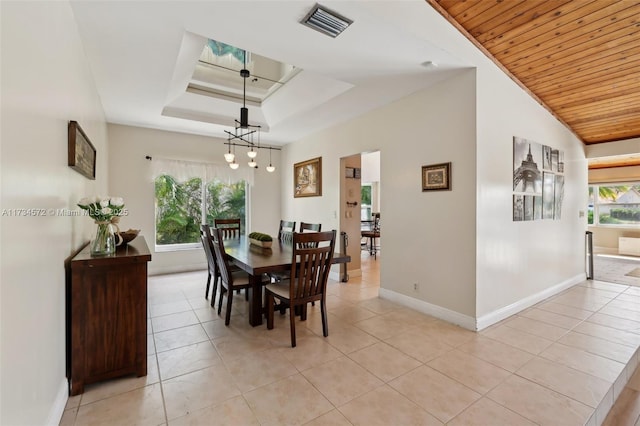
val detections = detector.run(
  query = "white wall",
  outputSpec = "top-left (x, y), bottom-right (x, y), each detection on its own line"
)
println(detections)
top-left (475, 60), bottom-right (587, 320)
top-left (283, 69), bottom-right (478, 318)
top-left (1, 2), bottom-right (108, 424)
top-left (282, 3), bottom-right (588, 328)
top-left (108, 124), bottom-right (282, 275)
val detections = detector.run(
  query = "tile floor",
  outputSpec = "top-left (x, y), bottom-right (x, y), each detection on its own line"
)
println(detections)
top-left (60, 252), bottom-right (640, 425)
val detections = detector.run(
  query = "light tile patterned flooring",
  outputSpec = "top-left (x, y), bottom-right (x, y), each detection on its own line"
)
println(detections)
top-left (60, 253), bottom-right (640, 425)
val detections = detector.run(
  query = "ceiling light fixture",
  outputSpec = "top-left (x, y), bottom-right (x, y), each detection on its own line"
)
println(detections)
top-left (301, 4), bottom-right (353, 38)
top-left (223, 48), bottom-right (279, 170)
top-left (266, 148), bottom-right (276, 173)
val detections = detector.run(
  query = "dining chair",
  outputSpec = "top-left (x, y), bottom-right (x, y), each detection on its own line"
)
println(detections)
top-left (361, 213), bottom-right (380, 259)
top-left (214, 218), bottom-right (241, 239)
top-left (200, 224), bottom-right (220, 307)
top-left (278, 220), bottom-right (296, 243)
top-left (210, 227), bottom-right (267, 325)
top-left (299, 222), bottom-right (321, 232)
top-left (265, 230), bottom-right (336, 347)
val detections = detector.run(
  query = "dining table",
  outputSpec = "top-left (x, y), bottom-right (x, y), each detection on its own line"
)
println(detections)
top-left (223, 236), bottom-right (351, 326)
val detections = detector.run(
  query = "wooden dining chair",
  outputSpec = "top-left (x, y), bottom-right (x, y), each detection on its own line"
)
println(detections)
top-left (361, 213), bottom-right (380, 259)
top-left (278, 220), bottom-right (296, 244)
top-left (200, 224), bottom-right (220, 307)
top-left (266, 230), bottom-right (336, 347)
top-left (210, 227), bottom-right (266, 325)
top-left (214, 218), bottom-right (241, 239)
top-left (299, 222), bottom-right (321, 232)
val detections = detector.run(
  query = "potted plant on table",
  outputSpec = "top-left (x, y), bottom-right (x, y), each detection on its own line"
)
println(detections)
top-left (248, 232), bottom-right (273, 248)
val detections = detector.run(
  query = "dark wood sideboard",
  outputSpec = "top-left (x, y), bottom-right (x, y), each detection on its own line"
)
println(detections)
top-left (66, 236), bottom-right (151, 395)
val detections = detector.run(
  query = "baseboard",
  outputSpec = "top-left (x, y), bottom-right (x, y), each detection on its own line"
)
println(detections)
top-left (379, 273), bottom-right (586, 332)
top-left (330, 268), bottom-right (361, 282)
top-left (475, 272), bottom-right (586, 331)
top-left (378, 288), bottom-right (476, 330)
top-left (46, 378), bottom-right (68, 426)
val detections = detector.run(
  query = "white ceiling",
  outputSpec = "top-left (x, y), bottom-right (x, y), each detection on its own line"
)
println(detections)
top-left (70, 1), bottom-right (468, 145)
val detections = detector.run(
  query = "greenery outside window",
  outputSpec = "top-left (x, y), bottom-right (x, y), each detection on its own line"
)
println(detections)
top-left (361, 184), bottom-right (372, 220)
top-left (155, 174), bottom-right (246, 250)
top-left (589, 183), bottom-right (640, 226)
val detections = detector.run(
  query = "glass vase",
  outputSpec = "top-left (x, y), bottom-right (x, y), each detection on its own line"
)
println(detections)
top-left (90, 222), bottom-right (116, 256)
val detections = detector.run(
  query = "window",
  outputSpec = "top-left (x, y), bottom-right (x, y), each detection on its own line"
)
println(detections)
top-left (155, 174), bottom-right (246, 249)
top-left (589, 183), bottom-right (640, 226)
top-left (361, 184), bottom-right (372, 220)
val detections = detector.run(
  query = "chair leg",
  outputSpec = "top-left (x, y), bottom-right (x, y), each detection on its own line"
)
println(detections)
top-left (266, 292), bottom-right (275, 330)
top-left (320, 299), bottom-right (328, 337)
top-left (301, 304), bottom-right (307, 321)
top-left (245, 288), bottom-right (249, 301)
top-left (205, 273), bottom-right (211, 299)
top-left (289, 303), bottom-right (297, 348)
top-left (225, 286), bottom-right (233, 325)
top-left (210, 276), bottom-right (219, 308)
top-left (218, 287), bottom-right (225, 315)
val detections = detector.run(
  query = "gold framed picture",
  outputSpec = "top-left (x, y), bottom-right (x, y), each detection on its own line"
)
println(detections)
top-left (422, 162), bottom-right (451, 191)
top-left (294, 157), bottom-right (322, 198)
top-left (68, 121), bottom-right (96, 180)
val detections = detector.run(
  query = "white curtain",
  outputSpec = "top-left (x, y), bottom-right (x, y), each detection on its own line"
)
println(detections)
top-left (150, 158), bottom-right (254, 186)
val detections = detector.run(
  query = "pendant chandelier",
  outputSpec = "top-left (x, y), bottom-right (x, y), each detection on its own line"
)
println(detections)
top-left (223, 51), bottom-right (279, 172)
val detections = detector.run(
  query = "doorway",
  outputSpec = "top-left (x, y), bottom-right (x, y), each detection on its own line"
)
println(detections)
top-left (339, 151), bottom-right (380, 284)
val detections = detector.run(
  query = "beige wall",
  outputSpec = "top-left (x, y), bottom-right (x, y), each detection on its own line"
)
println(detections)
top-left (281, 5), bottom-right (588, 328)
top-left (108, 124), bottom-right (282, 275)
top-left (283, 69), bottom-right (478, 320)
top-left (1, 2), bottom-right (109, 424)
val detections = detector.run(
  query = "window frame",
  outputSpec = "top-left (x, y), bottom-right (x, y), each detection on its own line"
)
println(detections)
top-left (589, 182), bottom-right (640, 228)
top-left (154, 175), bottom-right (249, 252)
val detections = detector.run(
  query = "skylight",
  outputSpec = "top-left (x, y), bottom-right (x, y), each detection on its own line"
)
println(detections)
top-left (189, 39), bottom-right (299, 103)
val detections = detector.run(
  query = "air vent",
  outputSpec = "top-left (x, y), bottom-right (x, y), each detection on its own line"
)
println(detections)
top-left (301, 4), bottom-right (352, 38)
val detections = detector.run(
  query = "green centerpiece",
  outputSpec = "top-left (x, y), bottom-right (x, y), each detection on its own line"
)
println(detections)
top-left (248, 232), bottom-right (273, 248)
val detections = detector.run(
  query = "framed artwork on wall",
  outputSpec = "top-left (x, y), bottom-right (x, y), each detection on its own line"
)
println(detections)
top-left (68, 121), bottom-right (96, 180)
top-left (421, 162), bottom-right (451, 191)
top-left (294, 157), bottom-right (322, 198)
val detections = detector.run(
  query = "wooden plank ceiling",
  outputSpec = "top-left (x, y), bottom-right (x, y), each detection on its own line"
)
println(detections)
top-left (426, 0), bottom-right (640, 165)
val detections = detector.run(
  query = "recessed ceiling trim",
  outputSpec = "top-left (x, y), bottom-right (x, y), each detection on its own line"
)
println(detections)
top-left (186, 84), bottom-right (262, 106)
top-left (301, 4), bottom-right (353, 38)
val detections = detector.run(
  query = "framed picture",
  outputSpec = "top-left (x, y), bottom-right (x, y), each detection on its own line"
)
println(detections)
top-left (294, 157), bottom-right (322, 197)
top-left (68, 121), bottom-right (96, 180)
top-left (421, 162), bottom-right (451, 191)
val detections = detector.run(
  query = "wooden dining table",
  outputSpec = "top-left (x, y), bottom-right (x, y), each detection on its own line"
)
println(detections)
top-left (223, 236), bottom-right (351, 326)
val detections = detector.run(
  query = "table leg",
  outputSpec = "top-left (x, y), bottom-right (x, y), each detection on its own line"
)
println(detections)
top-left (248, 274), bottom-right (264, 326)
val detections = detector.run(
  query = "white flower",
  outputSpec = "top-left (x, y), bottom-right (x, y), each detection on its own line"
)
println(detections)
top-left (110, 197), bottom-right (124, 207)
top-left (78, 197), bottom-right (92, 207)
top-left (100, 198), bottom-right (110, 208)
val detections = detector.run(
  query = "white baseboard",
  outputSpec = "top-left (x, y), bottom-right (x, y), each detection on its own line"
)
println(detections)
top-left (46, 378), bottom-right (68, 426)
top-left (475, 273), bottom-right (586, 331)
top-left (330, 268), bottom-right (361, 282)
top-left (380, 273), bottom-right (586, 332)
top-left (378, 288), bottom-right (476, 330)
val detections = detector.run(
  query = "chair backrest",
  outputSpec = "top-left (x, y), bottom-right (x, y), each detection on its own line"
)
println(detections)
top-left (289, 230), bottom-right (336, 304)
top-left (372, 213), bottom-right (380, 232)
top-left (210, 227), bottom-right (235, 287)
top-left (278, 220), bottom-right (296, 243)
top-left (299, 222), bottom-right (321, 232)
top-left (214, 218), bottom-right (241, 239)
top-left (200, 224), bottom-right (217, 275)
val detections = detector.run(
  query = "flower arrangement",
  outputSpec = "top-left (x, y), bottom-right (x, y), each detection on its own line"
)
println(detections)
top-left (78, 196), bottom-right (125, 223)
top-left (78, 196), bottom-right (126, 256)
